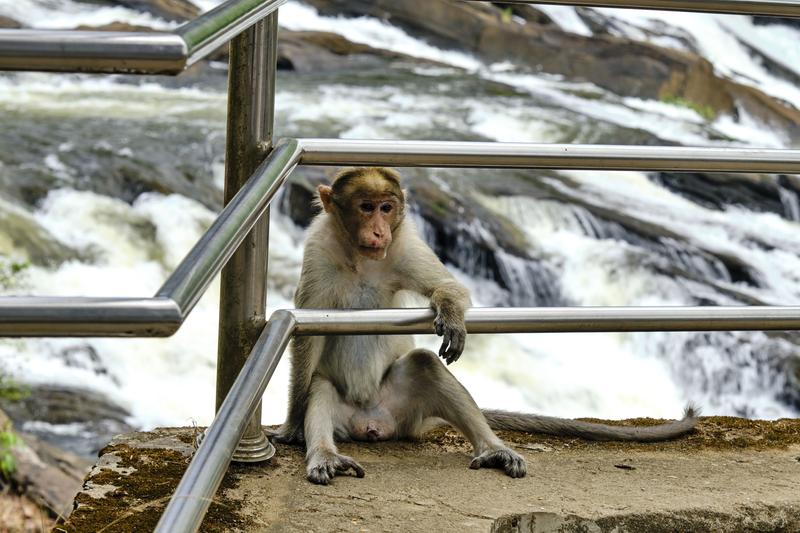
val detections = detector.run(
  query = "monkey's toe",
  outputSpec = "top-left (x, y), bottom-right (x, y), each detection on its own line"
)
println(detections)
top-left (269, 426), bottom-right (305, 445)
top-left (306, 451), bottom-right (366, 485)
top-left (307, 466), bottom-right (332, 485)
top-left (470, 448), bottom-right (527, 478)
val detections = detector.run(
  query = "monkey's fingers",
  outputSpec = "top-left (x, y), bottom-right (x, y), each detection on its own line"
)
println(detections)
top-left (470, 448), bottom-right (527, 478)
top-left (444, 330), bottom-right (466, 365)
top-left (439, 331), bottom-right (452, 360)
top-left (336, 456), bottom-right (366, 478)
top-left (434, 316), bottom-right (445, 337)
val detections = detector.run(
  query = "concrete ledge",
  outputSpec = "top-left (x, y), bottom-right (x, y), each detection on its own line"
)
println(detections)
top-left (58, 417), bottom-right (800, 532)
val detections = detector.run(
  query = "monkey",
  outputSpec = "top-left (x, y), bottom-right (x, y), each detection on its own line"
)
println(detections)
top-left (273, 167), bottom-right (698, 485)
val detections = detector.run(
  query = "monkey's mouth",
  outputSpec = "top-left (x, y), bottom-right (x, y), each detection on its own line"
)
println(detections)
top-left (358, 245), bottom-right (387, 259)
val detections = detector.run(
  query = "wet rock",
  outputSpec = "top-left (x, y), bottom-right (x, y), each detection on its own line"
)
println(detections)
top-left (276, 167), bottom-right (327, 227)
top-left (76, 0), bottom-right (200, 22)
top-left (204, 29), bottom-right (439, 72)
top-left (277, 30), bottom-right (430, 72)
top-left (0, 407), bottom-right (90, 519)
top-left (74, 21), bottom-right (161, 32)
top-left (0, 198), bottom-right (79, 266)
top-left (652, 172), bottom-right (800, 219)
top-left (0, 385), bottom-right (134, 459)
top-left (752, 16), bottom-right (800, 30)
top-left (0, 16), bottom-right (22, 29)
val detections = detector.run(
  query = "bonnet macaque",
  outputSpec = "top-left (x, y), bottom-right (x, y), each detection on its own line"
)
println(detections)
top-left (275, 167), bottom-right (696, 485)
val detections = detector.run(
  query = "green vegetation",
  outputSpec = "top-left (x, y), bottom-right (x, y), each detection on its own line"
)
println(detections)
top-left (501, 7), bottom-right (513, 24)
top-left (0, 260), bottom-right (31, 481)
top-left (0, 425), bottom-right (19, 481)
top-left (661, 95), bottom-right (717, 121)
top-left (0, 259), bottom-right (29, 290)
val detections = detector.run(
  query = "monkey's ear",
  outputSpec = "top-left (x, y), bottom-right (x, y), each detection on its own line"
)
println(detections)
top-left (317, 185), bottom-right (334, 213)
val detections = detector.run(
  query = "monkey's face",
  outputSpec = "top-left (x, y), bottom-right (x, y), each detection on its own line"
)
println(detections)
top-left (348, 195), bottom-right (399, 260)
top-left (318, 169), bottom-right (405, 261)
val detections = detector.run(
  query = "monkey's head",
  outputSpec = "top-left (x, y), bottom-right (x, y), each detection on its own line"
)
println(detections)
top-left (318, 167), bottom-right (406, 261)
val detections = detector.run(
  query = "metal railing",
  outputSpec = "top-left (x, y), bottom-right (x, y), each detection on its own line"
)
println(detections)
top-left (0, 0), bottom-right (289, 73)
top-left (0, 0), bottom-right (799, 531)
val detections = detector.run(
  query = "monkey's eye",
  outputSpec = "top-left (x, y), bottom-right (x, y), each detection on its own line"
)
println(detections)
top-left (380, 203), bottom-right (393, 213)
top-left (359, 202), bottom-right (375, 213)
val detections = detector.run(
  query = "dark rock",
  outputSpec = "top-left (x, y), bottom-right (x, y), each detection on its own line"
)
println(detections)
top-left (0, 16), bottom-right (22, 29)
top-left (0, 110), bottom-right (224, 211)
top-left (75, 0), bottom-right (200, 22)
top-left (74, 21), bottom-right (161, 32)
top-left (492, 2), bottom-right (554, 26)
top-left (276, 167), bottom-right (328, 227)
top-left (0, 201), bottom-right (80, 266)
top-left (752, 16), bottom-right (800, 30)
top-left (0, 407), bottom-right (90, 518)
top-left (651, 172), bottom-right (793, 217)
top-left (0, 385), bottom-right (134, 459)
top-left (206, 29), bottom-right (439, 72)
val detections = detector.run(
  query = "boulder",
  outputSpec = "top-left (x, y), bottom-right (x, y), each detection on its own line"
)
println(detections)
top-left (0, 16), bottom-right (22, 29)
top-left (75, 0), bottom-right (199, 22)
top-left (74, 21), bottom-right (160, 32)
top-left (0, 385), bottom-right (134, 460)
top-left (0, 407), bottom-right (90, 519)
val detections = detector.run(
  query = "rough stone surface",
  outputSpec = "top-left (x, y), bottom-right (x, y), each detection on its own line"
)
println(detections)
top-left (60, 418), bottom-right (800, 532)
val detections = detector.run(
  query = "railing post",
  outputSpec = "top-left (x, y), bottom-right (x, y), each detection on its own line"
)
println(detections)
top-left (216, 13), bottom-right (279, 462)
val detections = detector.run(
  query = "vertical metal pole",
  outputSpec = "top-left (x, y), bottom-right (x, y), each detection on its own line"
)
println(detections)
top-left (217, 14), bottom-right (278, 463)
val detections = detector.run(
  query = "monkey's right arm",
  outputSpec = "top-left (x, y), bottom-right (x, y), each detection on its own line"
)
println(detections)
top-left (275, 251), bottom-right (330, 444)
top-left (396, 229), bottom-right (471, 364)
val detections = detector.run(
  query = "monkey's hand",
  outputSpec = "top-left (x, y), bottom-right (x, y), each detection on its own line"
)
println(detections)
top-left (433, 305), bottom-right (467, 365)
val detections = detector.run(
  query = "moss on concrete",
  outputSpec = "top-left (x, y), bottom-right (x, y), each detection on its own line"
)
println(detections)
top-left (57, 443), bottom-right (253, 532)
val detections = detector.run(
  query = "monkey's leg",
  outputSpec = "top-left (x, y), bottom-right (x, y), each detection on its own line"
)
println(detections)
top-left (385, 349), bottom-right (526, 478)
top-left (304, 377), bottom-right (366, 485)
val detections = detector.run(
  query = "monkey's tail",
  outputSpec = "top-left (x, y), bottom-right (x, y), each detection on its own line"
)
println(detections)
top-left (482, 405), bottom-right (699, 442)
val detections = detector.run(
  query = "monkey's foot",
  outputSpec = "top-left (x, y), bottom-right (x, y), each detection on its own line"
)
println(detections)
top-left (306, 450), bottom-right (366, 485)
top-left (469, 447), bottom-right (527, 478)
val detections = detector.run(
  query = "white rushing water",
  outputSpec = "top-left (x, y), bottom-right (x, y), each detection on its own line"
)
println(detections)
top-left (0, 1), bottom-right (798, 438)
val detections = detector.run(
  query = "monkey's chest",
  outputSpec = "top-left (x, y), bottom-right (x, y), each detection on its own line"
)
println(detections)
top-left (336, 276), bottom-right (395, 309)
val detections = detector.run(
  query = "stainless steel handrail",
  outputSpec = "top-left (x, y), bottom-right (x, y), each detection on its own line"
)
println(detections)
top-left (0, 139), bottom-right (300, 336)
top-left (297, 139), bottom-right (800, 173)
top-left (461, 0), bottom-right (800, 17)
top-left (4, 136), bottom-right (800, 336)
top-left (157, 138), bottom-right (300, 315)
top-left (154, 310), bottom-right (296, 533)
top-left (291, 306), bottom-right (800, 334)
top-left (154, 301), bottom-right (800, 532)
top-left (0, 0), bottom-right (288, 74)
top-left (0, 297), bottom-right (181, 336)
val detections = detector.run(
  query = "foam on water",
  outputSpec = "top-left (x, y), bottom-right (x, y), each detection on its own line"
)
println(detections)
top-left (591, 8), bottom-right (800, 110)
top-left (0, 0), bottom-right (175, 30)
top-left (275, 2), bottom-right (788, 149)
top-left (0, 190), bottom-right (301, 427)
